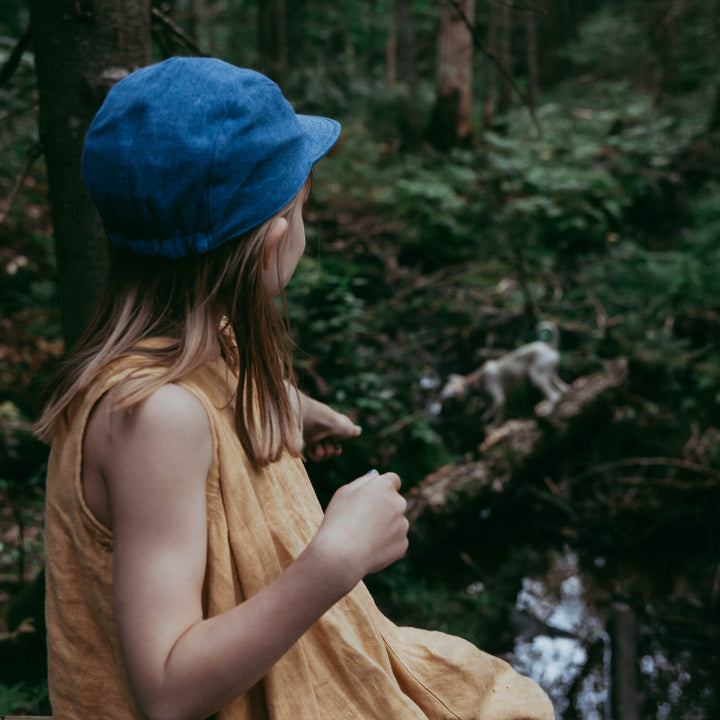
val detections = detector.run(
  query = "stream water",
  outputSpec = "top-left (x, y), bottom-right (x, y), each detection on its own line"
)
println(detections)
top-left (498, 548), bottom-right (718, 720)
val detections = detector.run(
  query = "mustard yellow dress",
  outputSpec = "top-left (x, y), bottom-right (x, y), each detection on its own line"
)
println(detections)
top-left (45, 353), bottom-right (555, 719)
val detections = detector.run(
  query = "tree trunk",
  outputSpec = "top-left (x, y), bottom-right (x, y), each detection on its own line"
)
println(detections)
top-left (394, 0), bottom-right (417, 102)
top-left (426, 0), bottom-right (475, 151)
top-left (497, 1), bottom-right (513, 113)
top-left (709, 0), bottom-right (720, 132)
top-left (186, 0), bottom-right (202, 43)
top-left (483, 1), bottom-right (498, 125)
top-left (258, 0), bottom-right (287, 86)
top-left (392, 0), bottom-right (420, 146)
top-left (643, 0), bottom-right (681, 101)
top-left (709, 82), bottom-right (720, 134)
top-left (30, 0), bottom-right (153, 350)
top-left (526, 8), bottom-right (539, 111)
top-left (386, 25), bottom-right (397, 87)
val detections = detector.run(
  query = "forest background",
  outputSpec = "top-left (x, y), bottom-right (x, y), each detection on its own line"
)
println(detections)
top-left (1, 0), bottom-right (719, 718)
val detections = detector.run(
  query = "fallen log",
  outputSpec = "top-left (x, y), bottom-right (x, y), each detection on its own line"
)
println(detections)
top-left (406, 358), bottom-right (629, 530)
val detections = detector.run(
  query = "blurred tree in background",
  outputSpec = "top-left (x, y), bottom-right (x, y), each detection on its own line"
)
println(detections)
top-left (30, 0), bottom-right (152, 349)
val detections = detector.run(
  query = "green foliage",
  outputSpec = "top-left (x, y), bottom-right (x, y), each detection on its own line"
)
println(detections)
top-left (561, 7), bottom-right (650, 81)
top-left (671, 182), bottom-right (720, 308)
top-left (374, 152), bottom-right (488, 269)
top-left (0, 35), bottom-right (37, 184)
top-left (0, 402), bottom-right (47, 588)
top-left (0, 681), bottom-right (48, 715)
top-left (367, 560), bottom-right (501, 647)
top-left (486, 82), bottom-right (701, 256)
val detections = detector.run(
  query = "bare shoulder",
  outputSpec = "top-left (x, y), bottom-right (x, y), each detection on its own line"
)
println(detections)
top-left (121, 381), bottom-right (208, 426)
top-left (84, 382), bottom-right (213, 530)
top-left (88, 381), bottom-right (211, 456)
top-left (109, 382), bottom-right (212, 469)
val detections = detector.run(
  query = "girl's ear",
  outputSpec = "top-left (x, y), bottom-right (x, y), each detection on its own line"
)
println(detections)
top-left (262, 216), bottom-right (289, 270)
top-left (263, 217), bottom-right (290, 270)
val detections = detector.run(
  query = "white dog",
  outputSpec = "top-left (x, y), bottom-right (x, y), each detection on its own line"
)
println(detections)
top-left (439, 321), bottom-right (569, 427)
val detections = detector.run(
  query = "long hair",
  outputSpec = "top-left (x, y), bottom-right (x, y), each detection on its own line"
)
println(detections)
top-left (35, 184), bottom-right (309, 468)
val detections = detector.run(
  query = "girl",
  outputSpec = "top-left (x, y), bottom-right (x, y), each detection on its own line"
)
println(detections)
top-left (37, 57), bottom-right (555, 720)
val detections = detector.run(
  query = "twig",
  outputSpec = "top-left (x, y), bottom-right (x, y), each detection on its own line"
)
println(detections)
top-left (586, 289), bottom-right (625, 330)
top-left (445, 0), bottom-right (541, 136)
top-left (485, 0), bottom-right (548, 14)
top-left (150, 7), bottom-right (209, 57)
top-left (0, 143), bottom-right (43, 226)
top-left (392, 260), bottom-right (473, 302)
top-left (573, 457), bottom-right (720, 483)
top-left (377, 408), bottom-right (427, 438)
top-left (679, 344), bottom-right (713, 364)
top-left (0, 101), bottom-right (39, 125)
top-left (712, 561), bottom-right (720, 612)
top-left (526, 484), bottom-right (575, 516)
top-left (0, 25), bottom-right (32, 88)
top-left (615, 475), bottom-right (720, 491)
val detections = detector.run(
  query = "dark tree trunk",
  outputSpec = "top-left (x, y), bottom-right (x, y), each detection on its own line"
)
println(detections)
top-left (394, 0), bottom-right (417, 103)
top-left (526, 8), bottom-right (539, 111)
top-left (497, 1), bottom-right (512, 113)
top-left (483, 0), bottom-right (498, 125)
top-left (258, 0), bottom-right (287, 86)
top-left (30, 0), bottom-right (152, 350)
top-left (386, 24), bottom-right (397, 87)
top-left (186, 0), bottom-right (202, 43)
top-left (643, 0), bottom-right (681, 101)
top-left (710, 84), bottom-right (720, 133)
top-left (426, 0), bottom-right (475, 151)
top-left (392, 0), bottom-right (420, 146)
top-left (368, 0), bottom-right (379, 72)
top-left (709, 0), bottom-right (720, 132)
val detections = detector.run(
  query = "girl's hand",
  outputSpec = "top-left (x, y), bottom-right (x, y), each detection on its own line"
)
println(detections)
top-left (312, 471), bottom-right (409, 591)
top-left (299, 392), bottom-right (361, 462)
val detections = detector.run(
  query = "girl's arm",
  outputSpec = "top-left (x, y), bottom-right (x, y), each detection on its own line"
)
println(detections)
top-left (102, 384), bottom-right (407, 720)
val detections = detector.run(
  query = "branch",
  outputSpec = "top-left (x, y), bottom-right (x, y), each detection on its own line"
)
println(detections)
top-left (0, 25), bottom-right (32, 88)
top-left (0, 143), bottom-right (43, 226)
top-left (377, 409), bottom-right (427, 438)
top-left (573, 456), bottom-right (720, 484)
top-left (444, 0), bottom-right (541, 136)
top-left (485, 0), bottom-right (547, 14)
top-left (150, 7), bottom-right (209, 57)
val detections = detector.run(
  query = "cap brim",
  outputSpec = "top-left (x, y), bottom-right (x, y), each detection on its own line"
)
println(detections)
top-left (297, 114), bottom-right (341, 165)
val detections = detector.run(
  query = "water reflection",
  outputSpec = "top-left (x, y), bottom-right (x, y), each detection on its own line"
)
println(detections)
top-left (503, 549), bottom-right (610, 719)
top-left (494, 547), bottom-right (717, 720)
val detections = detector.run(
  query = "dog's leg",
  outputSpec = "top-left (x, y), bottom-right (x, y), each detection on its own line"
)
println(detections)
top-left (528, 363), bottom-right (563, 410)
top-left (479, 363), bottom-right (505, 426)
top-left (551, 373), bottom-right (570, 393)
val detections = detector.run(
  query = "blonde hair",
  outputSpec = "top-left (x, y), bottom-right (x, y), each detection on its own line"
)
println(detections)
top-left (36, 182), bottom-right (310, 468)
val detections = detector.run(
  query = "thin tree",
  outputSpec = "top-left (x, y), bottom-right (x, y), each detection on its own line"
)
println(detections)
top-left (30, 0), bottom-right (153, 349)
top-left (497, 1), bottom-right (513, 114)
top-left (483, 0), bottom-right (498, 124)
top-left (387, 0), bottom-right (421, 146)
top-left (258, 0), bottom-right (287, 86)
top-left (642, 0), bottom-right (682, 101)
top-left (525, 7), bottom-right (539, 112)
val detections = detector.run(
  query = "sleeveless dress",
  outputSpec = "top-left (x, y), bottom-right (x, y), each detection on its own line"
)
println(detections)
top-left (45, 351), bottom-right (555, 720)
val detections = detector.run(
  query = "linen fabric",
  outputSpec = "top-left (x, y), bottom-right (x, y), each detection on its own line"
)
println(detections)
top-left (81, 57), bottom-right (340, 258)
top-left (45, 350), bottom-right (556, 719)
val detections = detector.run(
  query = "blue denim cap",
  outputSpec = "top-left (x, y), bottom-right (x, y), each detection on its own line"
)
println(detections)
top-left (81, 57), bottom-right (341, 257)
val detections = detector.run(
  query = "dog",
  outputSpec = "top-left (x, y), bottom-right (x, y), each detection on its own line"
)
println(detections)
top-left (439, 321), bottom-right (569, 427)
